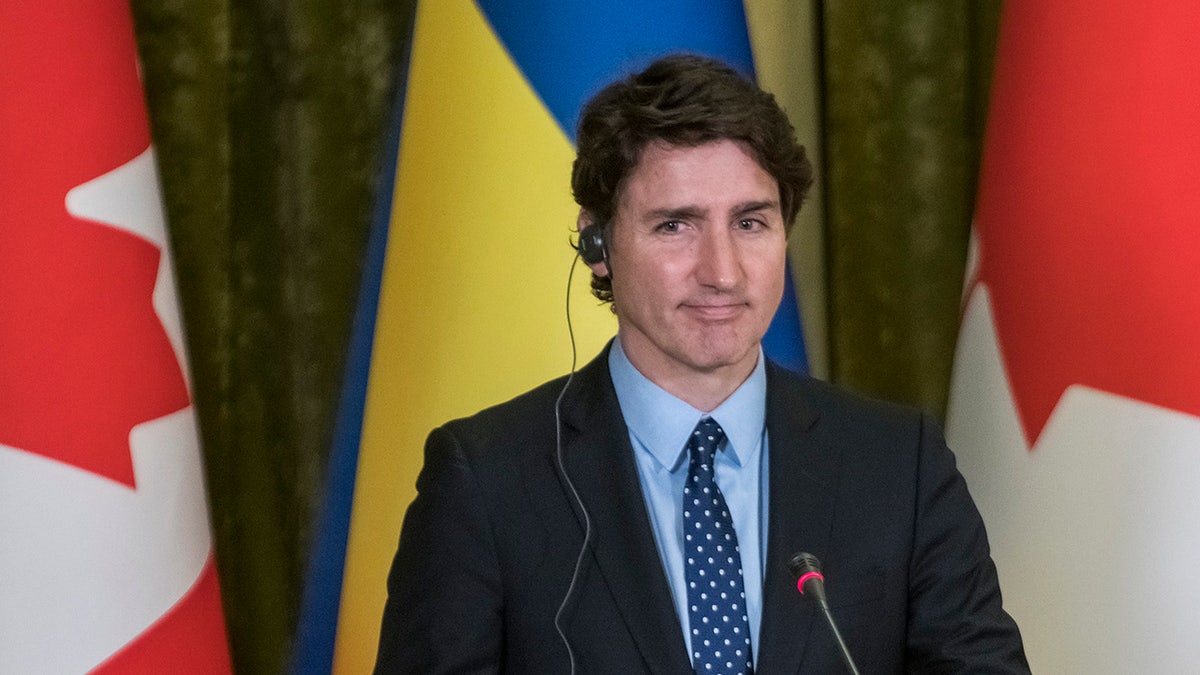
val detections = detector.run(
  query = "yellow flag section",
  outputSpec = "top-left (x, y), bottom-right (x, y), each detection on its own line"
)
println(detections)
top-left (334, 2), bottom-right (615, 671)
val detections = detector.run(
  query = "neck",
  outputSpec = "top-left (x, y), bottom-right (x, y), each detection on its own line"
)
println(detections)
top-left (618, 340), bottom-right (759, 412)
top-left (671, 375), bottom-right (750, 413)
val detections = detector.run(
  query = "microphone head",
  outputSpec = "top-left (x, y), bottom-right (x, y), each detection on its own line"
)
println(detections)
top-left (788, 551), bottom-right (821, 577)
top-left (786, 552), bottom-right (859, 674)
top-left (788, 552), bottom-right (825, 596)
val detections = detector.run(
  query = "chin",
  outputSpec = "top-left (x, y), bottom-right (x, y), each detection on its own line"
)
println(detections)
top-left (683, 342), bottom-right (759, 373)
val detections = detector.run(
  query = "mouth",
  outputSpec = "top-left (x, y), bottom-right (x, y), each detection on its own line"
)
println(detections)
top-left (681, 302), bottom-right (747, 321)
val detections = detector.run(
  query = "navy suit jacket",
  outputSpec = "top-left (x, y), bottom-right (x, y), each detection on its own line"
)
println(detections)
top-left (375, 346), bottom-right (1028, 673)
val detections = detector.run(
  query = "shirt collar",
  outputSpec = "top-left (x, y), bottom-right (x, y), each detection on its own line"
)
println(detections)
top-left (608, 337), bottom-right (767, 473)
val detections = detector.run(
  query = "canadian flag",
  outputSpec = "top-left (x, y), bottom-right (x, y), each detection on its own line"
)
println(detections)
top-left (947, 2), bottom-right (1200, 672)
top-left (0, 2), bottom-right (232, 672)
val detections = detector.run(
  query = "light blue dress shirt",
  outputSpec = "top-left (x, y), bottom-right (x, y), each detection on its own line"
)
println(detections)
top-left (608, 338), bottom-right (770, 664)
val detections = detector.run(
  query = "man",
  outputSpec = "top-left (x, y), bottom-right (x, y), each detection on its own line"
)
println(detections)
top-left (376, 55), bottom-right (1027, 674)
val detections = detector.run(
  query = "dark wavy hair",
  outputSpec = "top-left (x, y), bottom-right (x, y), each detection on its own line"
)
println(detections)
top-left (571, 54), bottom-right (814, 302)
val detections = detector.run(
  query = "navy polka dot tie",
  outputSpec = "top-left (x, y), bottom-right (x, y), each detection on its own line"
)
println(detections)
top-left (684, 418), bottom-right (754, 674)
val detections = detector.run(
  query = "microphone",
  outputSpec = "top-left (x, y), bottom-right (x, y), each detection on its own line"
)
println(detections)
top-left (788, 552), bottom-right (861, 675)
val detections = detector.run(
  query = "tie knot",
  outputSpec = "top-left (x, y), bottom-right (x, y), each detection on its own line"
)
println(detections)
top-left (689, 417), bottom-right (726, 462)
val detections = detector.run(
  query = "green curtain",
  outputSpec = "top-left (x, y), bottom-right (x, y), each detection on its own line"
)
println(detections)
top-left (131, 2), bottom-right (416, 672)
top-left (822, 1), bottom-right (1001, 413)
top-left (129, 1), bottom-right (998, 671)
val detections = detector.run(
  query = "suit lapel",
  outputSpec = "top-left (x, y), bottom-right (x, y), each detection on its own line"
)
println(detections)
top-left (756, 363), bottom-right (840, 674)
top-left (556, 350), bottom-right (692, 674)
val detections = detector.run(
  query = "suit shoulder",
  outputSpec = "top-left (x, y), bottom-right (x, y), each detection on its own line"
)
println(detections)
top-left (433, 373), bottom-right (571, 460)
top-left (770, 363), bottom-right (925, 430)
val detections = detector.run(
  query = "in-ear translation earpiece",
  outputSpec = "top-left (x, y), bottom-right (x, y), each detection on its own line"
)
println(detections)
top-left (577, 224), bottom-right (607, 266)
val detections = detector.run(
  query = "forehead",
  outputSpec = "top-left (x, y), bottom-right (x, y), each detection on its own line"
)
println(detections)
top-left (616, 139), bottom-right (779, 213)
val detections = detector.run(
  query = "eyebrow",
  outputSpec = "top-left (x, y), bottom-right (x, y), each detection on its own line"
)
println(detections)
top-left (731, 200), bottom-right (779, 217)
top-left (646, 205), bottom-right (706, 222)
top-left (644, 200), bottom-right (779, 222)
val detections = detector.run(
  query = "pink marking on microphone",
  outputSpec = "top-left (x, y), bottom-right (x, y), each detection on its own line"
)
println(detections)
top-left (796, 571), bottom-right (823, 594)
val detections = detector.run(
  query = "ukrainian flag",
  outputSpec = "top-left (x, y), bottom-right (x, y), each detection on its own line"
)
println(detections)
top-left (294, 2), bottom-right (808, 672)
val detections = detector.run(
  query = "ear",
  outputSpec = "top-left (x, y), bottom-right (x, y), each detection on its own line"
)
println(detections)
top-left (577, 209), bottom-right (610, 278)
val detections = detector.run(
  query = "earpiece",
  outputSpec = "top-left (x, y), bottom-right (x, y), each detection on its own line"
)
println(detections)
top-left (577, 224), bottom-right (607, 267)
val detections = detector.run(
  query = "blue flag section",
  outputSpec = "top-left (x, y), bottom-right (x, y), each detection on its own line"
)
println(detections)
top-left (293, 2), bottom-right (810, 672)
top-left (476, 0), bottom-right (755, 143)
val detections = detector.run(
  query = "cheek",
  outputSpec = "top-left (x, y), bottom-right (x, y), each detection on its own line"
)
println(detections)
top-left (618, 251), bottom-right (680, 290)
top-left (752, 245), bottom-right (788, 292)
top-left (611, 259), bottom-right (659, 307)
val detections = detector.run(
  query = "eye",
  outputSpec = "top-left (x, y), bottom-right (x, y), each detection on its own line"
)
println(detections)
top-left (736, 218), bottom-right (765, 231)
top-left (656, 220), bottom-right (683, 233)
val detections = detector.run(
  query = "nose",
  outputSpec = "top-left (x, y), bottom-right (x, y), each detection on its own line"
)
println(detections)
top-left (694, 227), bottom-right (741, 290)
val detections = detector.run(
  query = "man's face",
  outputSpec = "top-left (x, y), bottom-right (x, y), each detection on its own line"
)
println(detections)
top-left (592, 138), bottom-right (787, 392)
